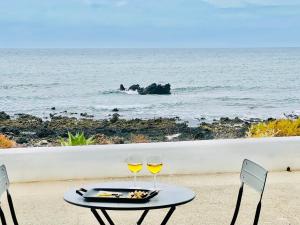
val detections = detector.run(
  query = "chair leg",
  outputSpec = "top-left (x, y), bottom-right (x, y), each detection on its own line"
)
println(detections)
top-left (0, 206), bottom-right (7, 225)
top-left (230, 185), bottom-right (244, 225)
top-left (253, 201), bottom-right (262, 225)
top-left (7, 191), bottom-right (18, 225)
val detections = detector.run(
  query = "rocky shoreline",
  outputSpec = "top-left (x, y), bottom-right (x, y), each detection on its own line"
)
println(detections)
top-left (0, 111), bottom-right (272, 148)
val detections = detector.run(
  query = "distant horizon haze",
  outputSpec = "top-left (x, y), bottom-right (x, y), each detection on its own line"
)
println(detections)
top-left (0, 0), bottom-right (300, 48)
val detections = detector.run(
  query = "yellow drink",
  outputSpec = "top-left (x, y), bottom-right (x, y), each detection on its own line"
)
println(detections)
top-left (147, 163), bottom-right (163, 174)
top-left (127, 163), bottom-right (143, 173)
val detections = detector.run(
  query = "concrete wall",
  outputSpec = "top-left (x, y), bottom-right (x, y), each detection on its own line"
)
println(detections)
top-left (1, 137), bottom-right (300, 182)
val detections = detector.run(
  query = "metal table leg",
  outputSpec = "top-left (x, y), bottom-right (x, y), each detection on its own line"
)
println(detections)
top-left (101, 209), bottom-right (115, 225)
top-left (91, 206), bottom-right (176, 225)
top-left (91, 209), bottom-right (106, 225)
top-left (161, 207), bottom-right (176, 225)
top-left (137, 210), bottom-right (149, 225)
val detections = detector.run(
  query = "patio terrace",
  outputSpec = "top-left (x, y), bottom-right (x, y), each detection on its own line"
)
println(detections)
top-left (2, 171), bottom-right (300, 225)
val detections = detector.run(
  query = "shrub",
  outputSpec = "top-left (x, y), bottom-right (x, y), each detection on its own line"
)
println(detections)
top-left (247, 118), bottom-right (300, 138)
top-left (0, 134), bottom-right (16, 148)
top-left (131, 134), bottom-right (149, 143)
top-left (60, 132), bottom-right (95, 146)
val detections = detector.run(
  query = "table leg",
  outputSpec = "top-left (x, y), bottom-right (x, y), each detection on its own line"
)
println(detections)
top-left (91, 209), bottom-right (106, 225)
top-left (160, 206), bottom-right (176, 225)
top-left (101, 209), bottom-right (115, 225)
top-left (136, 210), bottom-right (149, 225)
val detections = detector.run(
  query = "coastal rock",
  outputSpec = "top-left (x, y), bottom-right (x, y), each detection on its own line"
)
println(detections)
top-left (15, 136), bottom-right (29, 144)
top-left (137, 83), bottom-right (171, 95)
top-left (51, 107), bottom-right (56, 110)
top-left (120, 83), bottom-right (171, 95)
top-left (80, 113), bottom-right (94, 118)
top-left (128, 84), bottom-right (140, 91)
top-left (284, 113), bottom-right (299, 119)
top-left (110, 113), bottom-right (120, 123)
top-left (119, 84), bottom-right (126, 91)
top-left (36, 127), bottom-right (55, 138)
top-left (36, 140), bottom-right (48, 146)
top-left (0, 111), bottom-right (10, 120)
top-left (193, 128), bottom-right (214, 140)
top-left (112, 108), bottom-right (119, 112)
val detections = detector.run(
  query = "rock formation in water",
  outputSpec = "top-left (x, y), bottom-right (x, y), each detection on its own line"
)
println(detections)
top-left (120, 83), bottom-right (171, 95)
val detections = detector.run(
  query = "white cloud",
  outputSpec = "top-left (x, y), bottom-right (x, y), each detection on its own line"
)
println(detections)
top-left (203, 0), bottom-right (300, 8)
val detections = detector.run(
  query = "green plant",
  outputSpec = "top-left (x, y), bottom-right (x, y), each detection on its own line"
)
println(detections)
top-left (248, 118), bottom-right (300, 138)
top-left (60, 132), bottom-right (95, 146)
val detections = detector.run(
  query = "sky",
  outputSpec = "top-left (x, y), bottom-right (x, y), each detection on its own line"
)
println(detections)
top-left (0, 0), bottom-right (300, 48)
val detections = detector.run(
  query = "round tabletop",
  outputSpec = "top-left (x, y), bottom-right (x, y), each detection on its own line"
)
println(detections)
top-left (64, 181), bottom-right (196, 210)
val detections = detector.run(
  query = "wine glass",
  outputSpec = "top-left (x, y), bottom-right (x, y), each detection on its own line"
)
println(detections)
top-left (147, 155), bottom-right (163, 189)
top-left (126, 155), bottom-right (143, 187)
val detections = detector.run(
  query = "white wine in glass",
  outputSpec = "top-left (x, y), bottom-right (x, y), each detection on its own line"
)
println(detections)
top-left (126, 155), bottom-right (143, 187)
top-left (147, 156), bottom-right (163, 189)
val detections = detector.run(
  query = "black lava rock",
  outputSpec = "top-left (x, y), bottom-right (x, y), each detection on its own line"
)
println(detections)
top-left (119, 84), bottom-right (126, 91)
top-left (36, 127), bottom-right (55, 138)
top-left (128, 84), bottom-right (140, 91)
top-left (0, 111), bottom-right (10, 120)
top-left (137, 83), bottom-right (171, 95)
top-left (110, 113), bottom-right (120, 123)
top-left (80, 113), bottom-right (94, 118)
top-left (16, 136), bottom-right (29, 144)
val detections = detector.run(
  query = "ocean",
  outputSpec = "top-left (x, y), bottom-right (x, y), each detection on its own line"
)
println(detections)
top-left (0, 48), bottom-right (300, 126)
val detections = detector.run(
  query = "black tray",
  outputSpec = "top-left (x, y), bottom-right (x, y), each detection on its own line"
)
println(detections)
top-left (76, 188), bottom-right (159, 203)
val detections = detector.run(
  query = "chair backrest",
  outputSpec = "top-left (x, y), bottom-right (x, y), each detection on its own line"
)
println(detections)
top-left (0, 165), bottom-right (19, 225)
top-left (240, 159), bottom-right (268, 195)
top-left (230, 159), bottom-right (268, 225)
top-left (0, 165), bottom-right (9, 197)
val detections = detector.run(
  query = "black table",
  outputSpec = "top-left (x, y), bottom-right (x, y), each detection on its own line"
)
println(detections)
top-left (64, 181), bottom-right (196, 225)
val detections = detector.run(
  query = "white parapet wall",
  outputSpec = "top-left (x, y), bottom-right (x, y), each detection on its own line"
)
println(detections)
top-left (1, 136), bottom-right (300, 182)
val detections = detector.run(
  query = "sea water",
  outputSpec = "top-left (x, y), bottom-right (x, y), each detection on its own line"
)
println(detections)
top-left (0, 48), bottom-right (300, 125)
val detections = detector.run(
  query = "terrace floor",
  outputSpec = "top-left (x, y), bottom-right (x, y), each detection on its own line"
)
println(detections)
top-left (2, 172), bottom-right (300, 225)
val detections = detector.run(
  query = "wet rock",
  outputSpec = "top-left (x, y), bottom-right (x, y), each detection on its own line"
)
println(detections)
top-left (284, 113), bottom-right (299, 119)
top-left (0, 127), bottom-right (20, 135)
top-left (51, 107), bottom-right (56, 110)
top-left (119, 84), bottom-right (126, 91)
top-left (49, 113), bottom-right (57, 119)
top-left (36, 127), bottom-right (55, 138)
top-left (128, 84), bottom-right (140, 91)
top-left (0, 111), bottom-right (10, 120)
top-left (138, 83), bottom-right (171, 95)
top-left (193, 128), bottom-right (214, 140)
top-left (110, 113), bottom-right (120, 123)
top-left (220, 117), bottom-right (230, 123)
top-left (233, 117), bottom-right (244, 123)
top-left (112, 108), bottom-right (119, 112)
top-left (80, 113), bottom-right (94, 118)
top-left (15, 136), bottom-right (29, 144)
top-left (267, 117), bottom-right (275, 122)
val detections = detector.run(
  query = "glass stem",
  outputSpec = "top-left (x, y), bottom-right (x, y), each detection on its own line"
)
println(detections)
top-left (134, 173), bottom-right (137, 187)
top-left (154, 174), bottom-right (157, 189)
